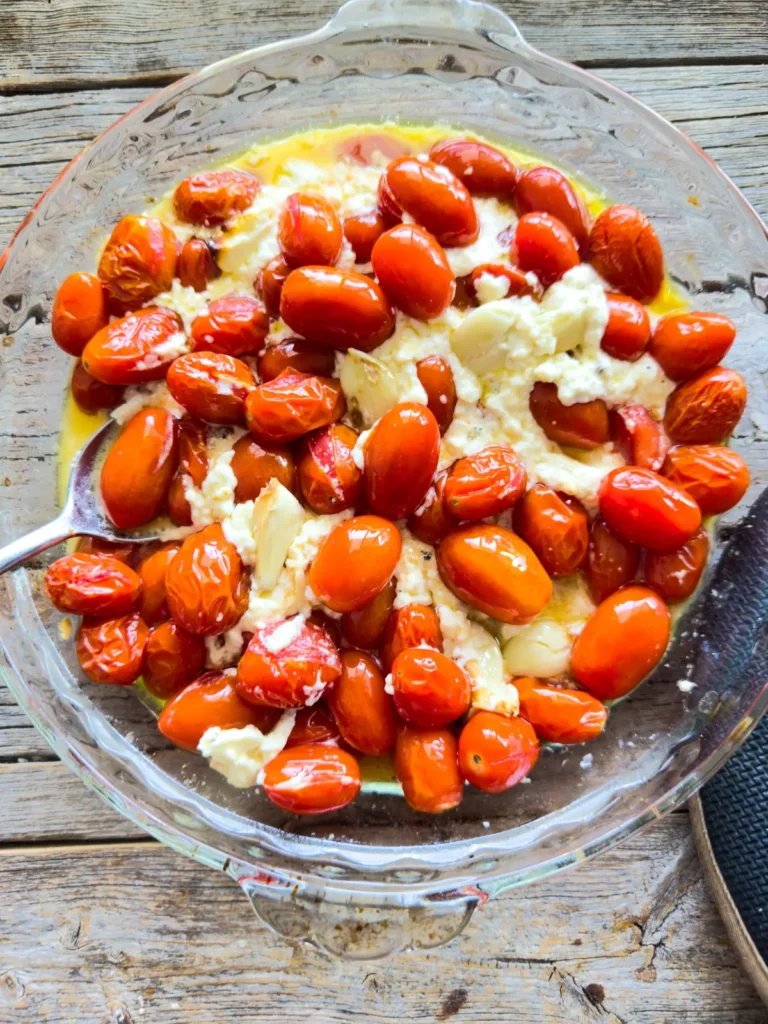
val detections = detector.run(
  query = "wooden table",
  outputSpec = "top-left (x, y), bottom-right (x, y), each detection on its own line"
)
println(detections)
top-left (2, 2), bottom-right (768, 1020)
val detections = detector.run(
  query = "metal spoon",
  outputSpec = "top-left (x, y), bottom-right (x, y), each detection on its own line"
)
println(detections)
top-left (0, 420), bottom-right (162, 574)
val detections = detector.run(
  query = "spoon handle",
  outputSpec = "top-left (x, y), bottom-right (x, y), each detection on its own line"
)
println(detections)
top-left (0, 516), bottom-right (75, 574)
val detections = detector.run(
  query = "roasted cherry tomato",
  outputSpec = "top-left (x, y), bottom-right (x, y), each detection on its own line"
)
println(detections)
top-left (437, 524), bottom-right (552, 624)
top-left (167, 417), bottom-right (209, 526)
top-left (262, 743), bottom-right (361, 815)
top-left (363, 402), bottom-right (440, 520)
top-left (328, 650), bottom-right (398, 756)
top-left (177, 237), bottom-right (220, 292)
top-left (515, 212), bottom-right (580, 289)
top-left (189, 294), bottom-right (268, 357)
top-left (286, 702), bottom-right (341, 748)
top-left (309, 515), bottom-right (402, 614)
top-left (394, 724), bottom-right (463, 814)
top-left (407, 473), bottom-right (459, 546)
top-left (52, 272), bottom-right (108, 356)
top-left (143, 620), bottom-right (207, 699)
top-left (650, 312), bottom-right (736, 382)
top-left (430, 138), bottom-right (518, 198)
top-left (137, 544), bottom-right (180, 626)
top-left (585, 517), bottom-right (640, 604)
top-left (173, 170), bottom-right (260, 226)
top-left (458, 712), bottom-right (539, 793)
top-left (280, 267), bottom-right (395, 352)
top-left (513, 484), bottom-right (589, 576)
top-left (643, 527), bottom-right (709, 604)
top-left (391, 648), bottom-right (470, 728)
top-left (664, 367), bottom-right (747, 445)
top-left (245, 368), bottom-right (345, 444)
top-left (468, 263), bottom-right (542, 301)
top-left (444, 446), bottom-right (527, 520)
top-left (343, 210), bottom-right (387, 263)
top-left (588, 204), bottom-right (663, 303)
top-left (278, 192), bottom-right (342, 269)
top-left (600, 293), bottom-right (651, 361)
top-left (452, 273), bottom-right (477, 310)
top-left (258, 255), bottom-right (290, 319)
top-left (82, 307), bottom-right (184, 385)
top-left (97, 215), bottom-right (178, 307)
top-left (416, 356), bottom-right (458, 435)
top-left (231, 434), bottom-right (297, 503)
top-left (340, 578), bottom-right (396, 650)
top-left (383, 156), bottom-right (479, 246)
top-left (571, 585), bottom-right (670, 700)
top-left (256, 337), bottom-right (335, 382)
top-left (70, 362), bottom-right (125, 414)
top-left (380, 603), bottom-right (444, 672)
top-left (308, 609), bottom-right (342, 648)
top-left (610, 404), bottom-right (669, 471)
top-left (529, 381), bottom-right (609, 449)
top-left (661, 444), bottom-right (750, 515)
top-left (236, 618), bottom-right (341, 709)
top-left (297, 423), bottom-right (363, 514)
top-left (167, 351), bottom-right (255, 424)
top-left (166, 523), bottom-right (248, 636)
top-left (514, 166), bottom-right (589, 252)
top-left (77, 536), bottom-right (136, 566)
top-left (515, 677), bottom-right (607, 744)
top-left (101, 407), bottom-right (177, 529)
top-left (371, 224), bottom-right (454, 320)
top-left (76, 611), bottom-right (149, 686)
top-left (599, 466), bottom-right (701, 552)
top-left (377, 173), bottom-right (403, 224)
top-left (44, 552), bottom-right (141, 617)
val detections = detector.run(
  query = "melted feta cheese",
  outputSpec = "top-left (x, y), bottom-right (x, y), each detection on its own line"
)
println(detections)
top-left (198, 712), bottom-right (296, 789)
top-left (111, 381), bottom-right (186, 424)
top-left (444, 198), bottom-right (513, 277)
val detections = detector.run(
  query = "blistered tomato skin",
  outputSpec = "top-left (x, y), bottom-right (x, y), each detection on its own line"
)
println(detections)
top-left (77, 536), bottom-right (137, 567)
top-left (236, 619), bottom-right (341, 709)
top-left (190, 295), bottom-right (268, 357)
top-left (343, 210), bottom-right (387, 263)
top-left (143, 620), bottom-right (207, 699)
top-left (383, 156), bottom-right (479, 247)
top-left (437, 523), bottom-right (552, 624)
top-left (82, 307), bottom-right (184, 385)
top-left (278, 192), bottom-right (343, 268)
top-left (177, 238), bottom-right (220, 292)
top-left (245, 369), bottom-right (345, 444)
top-left (611, 404), bottom-right (669, 472)
top-left (458, 712), bottom-right (539, 793)
top-left (649, 312), bottom-right (736, 382)
top-left (297, 423), bottom-right (363, 514)
top-left (309, 515), bottom-right (402, 614)
top-left (662, 445), bottom-right (750, 515)
top-left (664, 367), bottom-right (747, 445)
top-left (513, 484), bottom-right (589, 577)
top-left (97, 215), bottom-right (178, 307)
top-left (515, 212), bottom-right (580, 289)
top-left (173, 170), bottom-right (260, 226)
top-left (363, 402), bottom-right (440, 520)
top-left (601, 293), bottom-right (651, 361)
top-left (588, 204), bottom-right (663, 303)
top-left (257, 338), bottom-right (335, 383)
top-left (280, 266), bottom-right (395, 352)
top-left (286, 703), bottom-right (341, 748)
top-left (137, 544), bottom-right (179, 626)
top-left (44, 553), bottom-right (141, 617)
top-left (644, 527), bottom-right (709, 604)
top-left (429, 138), bottom-right (518, 198)
top-left (380, 604), bottom-right (444, 672)
top-left (571, 585), bottom-right (671, 700)
top-left (515, 678), bottom-right (608, 745)
top-left (599, 466), bottom-right (701, 552)
top-left (469, 263), bottom-right (541, 301)
top-left (340, 578), bottom-right (396, 650)
top-left (231, 435), bottom-right (297, 503)
top-left (391, 649), bottom-right (470, 728)
top-left (514, 166), bottom-right (590, 252)
top-left (416, 357), bottom-right (457, 435)
top-left (165, 523), bottom-right (248, 636)
top-left (586, 517), bottom-right (640, 604)
top-left (167, 351), bottom-right (255, 425)
top-left (76, 612), bottom-right (149, 686)
top-left (70, 362), bottom-right (125, 414)
top-left (407, 473), bottom-right (459, 546)
top-left (52, 272), bottom-right (108, 356)
top-left (328, 650), bottom-right (398, 756)
top-left (101, 408), bottom-right (178, 529)
top-left (167, 418), bottom-right (209, 526)
top-left (529, 381), bottom-right (609, 449)
top-left (258, 255), bottom-right (291, 319)
top-left (262, 744), bottom-right (361, 815)
top-left (444, 446), bottom-right (527, 521)
top-left (371, 225), bottom-right (454, 320)
top-left (394, 725), bottom-right (463, 814)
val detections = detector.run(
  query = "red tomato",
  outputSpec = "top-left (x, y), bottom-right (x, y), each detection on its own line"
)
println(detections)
top-left (137, 544), bottom-right (179, 626)
top-left (600, 293), bottom-right (651, 361)
top-left (588, 205), bottom-right (663, 303)
top-left (44, 553), bottom-right (140, 617)
top-left (407, 473), bottom-right (459, 546)
top-left (82, 307), bottom-right (184, 385)
top-left (529, 381), bottom-right (609, 449)
top-left (262, 743), bottom-right (361, 815)
top-left (339, 134), bottom-right (410, 166)
top-left (377, 173), bottom-right (403, 224)
top-left (173, 170), bottom-right (260, 226)
top-left (77, 536), bottom-right (136, 566)
top-left (443, 446), bottom-right (527, 520)
top-left (363, 402), bottom-right (440, 520)
top-left (650, 312), bottom-right (736, 381)
top-left (515, 677), bottom-right (607, 744)
top-left (458, 712), bottom-right (539, 793)
top-left (167, 418), bottom-right (209, 526)
top-left (585, 517), bottom-right (640, 604)
top-left (515, 166), bottom-right (590, 252)
top-left (76, 612), bottom-right (149, 685)
top-left (309, 515), bottom-right (401, 614)
top-left (328, 650), bottom-right (398, 756)
top-left (664, 367), bottom-right (747, 445)
top-left (416, 356), bottom-right (457, 435)
top-left (286, 703), bottom-right (341, 748)
top-left (468, 263), bottom-right (542, 301)
top-left (278, 192), bottom-right (343, 268)
top-left (297, 423), bottom-right (363, 514)
top-left (383, 156), bottom-right (479, 246)
top-left (167, 474), bottom-right (192, 529)
top-left (515, 212), bottom-right (580, 288)
top-left (340, 578), bottom-right (395, 650)
top-left (257, 337), bottom-right (335, 382)
top-left (643, 527), bottom-right (709, 604)
top-left (391, 648), bottom-right (470, 728)
top-left (167, 351), bottom-right (255, 424)
top-left (231, 435), bottom-right (297, 503)
top-left (101, 408), bottom-right (177, 529)
top-left (97, 215), bottom-right (178, 307)
top-left (70, 362), bottom-right (125, 414)
top-left (662, 444), bottom-right (750, 515)
top-left (429, 138), bottom-right (518, 198)
top-left (610, 404), bottom-right (669, 471)
top-left (599, 466), bottom-right (701, 552)
top-left (52, 272), bottom-right (108, 356)
top-left (165, 523), bottom-right (248, 636)
top-left (371, 224), bottom-right (454, 320)
top-left (343, 210), bottom-right (386, 263)
top-left (236, 618), bottom-right (341, 709)
top-left (380, 604), bottom-right (443, 672)
top-left (437, 524), bottom-right (552, 624)
top-left (190, 294), bottom-right (268, 357)
top-left (308, 610), bottom-right (342, 649)
top-left (143, 620), bottom-right (207, 699)
top-left (394, 724), bottom-right (463, 813)
top-left (513, 484), bottom-right (589, 576)
top-left (571, 585), bottom-right (670, 700)
top-left (258, 255), bottom-right (290, 319)
top-left (177, 238), bottom-right (220, 292)
top-left (245, 368), bottom-right (345, 444)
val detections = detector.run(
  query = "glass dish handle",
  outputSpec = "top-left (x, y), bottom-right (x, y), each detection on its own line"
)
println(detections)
top-left (327, 0), bottom-right (527, 47)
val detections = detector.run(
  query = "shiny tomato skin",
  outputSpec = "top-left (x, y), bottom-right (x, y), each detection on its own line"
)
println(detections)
top-left (297, 423), bottom-right (363, 514)
top-left (308, 610), bottom-right (342, 649)
top-left (286, 703), bottom-right (341, 748)
top-left (143, 620), bottom-right (207, 699)
top-left (601, 293), bottom-right (651, 361)
top-left (371, 224), bottom-right (454, 320)
top-left (101, 408), bottom-right (177, 529)
top-left (515, 165), bottom-right (589, 252)
top-left (173, 170), bottom-right (260, 226)
top-left (391, 648), bottom-right (470, 728)
top-left (529, 381), bottom-right (609, 449)
top-left (380, 603), bottom-right (444, 672)
top-left (407, 473), bottom-right (459, 546)
top-left (588, 204), bottom-right (663, 303)
top-left (343, 210), bottom-right (387, 263)
top-left (236, 618), bottom-right (341, 709)
top-left (363, 402), bottom-right (440, 520)
top-left (82, 307), bottom-right (184, 385)
top-left (97, 215), bottom-right (178, 307)
top-left (77, 536), bottom-right (137, 567)
top-left (599, 466), bottom-right (701, 552)
top-left (469, 263), bottom-right (542, 301)
top-left (165, 523), bottom-right (248, 636)
top-left (416, 356), bottom-right (457, 435)
top-left (444, 446), bottom-right (527, 520)
top-left (231, 434), bottom-right (297, 503)
top-left (664, 367), bottom-right (747, 445)
top-left (137, 544), bottom-right (179, 626)
top-left (167, 351), bottom-right (254, 424)
top-left (278, 192), bottom-right (343, 268)
top-left (458, 712), bottom-right (539, 793)
top-left (437, 523), bottom-right (552, 624)
top-left (515, 212), bottom-right (580, 289)
top-left (661, 444), bottom-right (750, 515)
top-left (571, 585), bottom-right (670, 700)
top-left (190, 294), bottom-right (268, 357)
top-left (513, 484), bottom-right (589, 577)
top-left (327, 650), bottom-right (398, 756)
top-left (258, 255), bottom-right (290, 319)
top-left (384, 155), bottom-right (479, 247)
top-left (52, 272), bottom-right (109, 356)
top-left (394, 724), bottom-right (463, 814)
top-left (610, 404), bottom-right (669, 472)
top-left (76, 611), bottom-right (149, 686)
top-left (430, 138), bottom-right (518, 198)
top-left (377, 173), bottom-right (403, 224)
top-left (70, 362), bottom-right (125, 414)
top-left (166, 475), bottom-right (192, 526)
top-left (177, 238), bottom-right (220, 292)
top-left (309, 515), bottom-right (402, 614)
top-left (245, 368), bottom-right (345, 444)
top-left (650, 312), bottom-right (736, 382)
top-left (280, 266), bottom-right (395, 352)
top-left (44, 553), bottom-right (141, 617)
top-left (515, 677), bottom-right (607, 744)
top-left (340, 578), bottom-right (396, 650)
top-left (643, 527), bottom-right (709, 604)
top-left (167, 417), bottom-right (209, 526)
top-left (256, 337), bottom-right (335, 382)
top-left (262, 743), bottom-right (361, 815)
top-left (585, 517), bottom-right (640, 604)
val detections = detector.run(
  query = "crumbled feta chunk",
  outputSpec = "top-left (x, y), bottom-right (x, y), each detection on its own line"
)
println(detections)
top-left (198, 712), bottom-right (296, 788)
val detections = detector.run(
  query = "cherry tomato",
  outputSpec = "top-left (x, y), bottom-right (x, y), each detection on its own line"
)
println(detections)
top-left (515, 677), bottom-right (607, 744)
top-left (650, 311), bottom-right (736, 382)
top-left (137, 544), bottom-right (179, 625)
top-left (468, 263), bottom-right (542, 301)
top-left (515, 165), bottom-right (590, 252)
top-left (327, 650), bottom-right (398, 755)
top-left (76, 611), bottom-right (149, 686)
top-left (101, 408), bottom-right (177, 529)
top-left (394, 724), bottom-right (463, 813)
top-left (444, 446), bottom-right (527, 520)
top-left (343, 210), bottom-right (386, 263)
top-left (167, 351), bottom-right (254, 424)
top-left (277, 192), bottom-right (342, 268)
top-left (340, 578), bottom-right (395, 650)
top-left (52, 272), bottom-right (108, 356)
top-left (143, 620), bottom-right (207, 699)
top-left (167, 417), bottom-right (209, 526)
top-left (231, 434), bottom-right (297, 503)
top-left (599, 466), bottom-right (701, 552)
top-left (458, 712), bottom-right (539, 793)
top-left (513, 484), bottom-right (589, 576)
top-left (430, 138), bottom-right (518, 199)
top-left (585, 517), bottom-right (640, 604)
top-left (262, 743), bottom-right (361, 815)
top-left (340, 134), bottom-right (410, 166)
top-left (407, 473), bottom-right (459, 546)
top-left (166, 523), bottom-right (248, 636)
top-left (258, 255), bottom-right (290, 318)
top-left (177, 238), bottom-right (220, 292)
top-left (70, 361), bottom-right (125, 414)
top-left (380, 604), bottom-right (444, 672)
top-left (280, 266), bottom-right (395, 352)
top-left (363, 402), bottom-right (440, 520)
top-left (661, 444), bottom-right (750, 515)
top-left (77, 536), bottom-right (136, 566)
top-left (437, 523), bottom-right (552, 624)
top-left (308, 609), bottom-right (342, 648)
top-left (97, 215), bottom-right (178, 307)
top-left (664, 367), bottom-right (747, 445)
top-left (158, 671), bottom-right (280, 751)
top-left (643, 527), bottom-right (709, 604)
top-left (452, 273), bottom-right (477, 310)
top-left (82, 307), bottom-right (184, 385)
top-left (297, 423), bottom-right (363, 514)
top-left (588, 204), bottom-right (663, 303)
top-left (416, 356), bottom-right (457, 434)
top-left (600, 293), bottom-right (651, 361)
top-left (44, 552), bottom-right (140, 617)
top-left (190, 294), bottom-right (268, 357)
top-left (286, 703), bottom-right (341, 748)
top-left (166, 475), bottom-right (192, 526)
top-left (173, 170), bottom-right (260, 226)
top-left (529, 381), bottom-right (609, 449)
top-left (371, 224), bottom-right (454, 320)
top-left (382, 156), bottom-right (479, 247)
top-left (515, 212), bottom-right (580, 289)
top-left (257, 337), bottom-right (335, 382)
top-left (391, 649), bottom-right (470, 728)
top-left (236, 618), bottom-right (341, 709)
top-left (610, 404), bottom-right (669, 471)
top-left (571, 585), bottom-right (670, 700)
top-left (309, 515), bottom-right (401, 613)
top-left (245, 368), bottom-right (345, 444)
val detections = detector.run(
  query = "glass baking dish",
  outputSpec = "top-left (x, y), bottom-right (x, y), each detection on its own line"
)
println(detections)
top-left (1, 0), bottom-right (768, 960)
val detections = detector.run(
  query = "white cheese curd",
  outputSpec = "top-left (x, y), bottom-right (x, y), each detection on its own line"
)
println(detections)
top-left (262, 615), bottom-right (306, 654)
top-left (186, 447), bottom-right (237, 527)
top-left (205, 629), bottom-right (245, 670)
top-left (132, 331), bottom-right (189, 372)
top-left (502, 619), bottom-right (572, 678)
top-left (473, 271), bottom-right (512, 305)
top-left (198, 711), bottom-right (296, 789)
top-left (111, 381), bottom-right (186, 424)
top-left (444, 198), bottom-right (513, 277)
